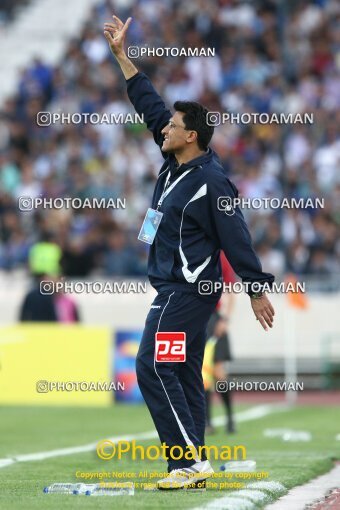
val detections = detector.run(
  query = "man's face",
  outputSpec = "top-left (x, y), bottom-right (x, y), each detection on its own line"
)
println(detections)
top-left (161, 112), bottom-right (192, 153)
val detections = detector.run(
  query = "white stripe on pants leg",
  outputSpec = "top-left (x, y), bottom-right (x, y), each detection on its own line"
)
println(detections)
top-left (153, 291), bottom-right (200, 463)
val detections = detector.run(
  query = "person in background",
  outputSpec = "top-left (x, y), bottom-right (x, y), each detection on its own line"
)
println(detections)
top-left (19, 273), bottom-right (80, 323)
top-left (28, 231), bottom-right (62, 278)
top-left (20, 230), bottom-right (62, 321)
top-left (20, 231), bottom-right (80, 322)
top-left (19, 273), bottom-right (58, 322)
top-left (203, 252), bottom-right (236, 434)
top-left (53, 276), bottom-right (80, 323)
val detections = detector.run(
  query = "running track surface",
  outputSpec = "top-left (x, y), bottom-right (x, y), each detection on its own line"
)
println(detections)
top-left (229, 390), bottom-right (340, 406)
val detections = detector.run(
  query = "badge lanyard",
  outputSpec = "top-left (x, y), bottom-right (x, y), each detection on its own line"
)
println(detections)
top-left (156, 166), bottom-right (195, 210)
top-left (138, 166), bottom-right (197, 244)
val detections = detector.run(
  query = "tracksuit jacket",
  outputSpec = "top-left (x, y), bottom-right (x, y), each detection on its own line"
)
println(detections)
top-left (127, 72), bottom-right (274, 294)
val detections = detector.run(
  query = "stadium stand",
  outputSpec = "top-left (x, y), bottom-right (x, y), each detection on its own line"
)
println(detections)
top-left (0, 0), bottom-right (339, 283)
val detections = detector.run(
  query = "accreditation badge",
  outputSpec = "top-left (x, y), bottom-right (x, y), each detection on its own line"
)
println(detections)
top-left (138, 208), bottom-right (163, 245)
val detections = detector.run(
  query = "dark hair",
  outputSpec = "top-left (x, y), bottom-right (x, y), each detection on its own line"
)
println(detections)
top-left (173, 101), bottom-right (214, 151)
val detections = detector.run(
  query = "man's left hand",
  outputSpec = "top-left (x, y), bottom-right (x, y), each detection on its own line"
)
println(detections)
top-left (251, 294), bottom-right (275, 331)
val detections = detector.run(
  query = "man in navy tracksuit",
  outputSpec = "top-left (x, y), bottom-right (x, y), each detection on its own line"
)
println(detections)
top-left (104, 16), bottom-right (275, 489)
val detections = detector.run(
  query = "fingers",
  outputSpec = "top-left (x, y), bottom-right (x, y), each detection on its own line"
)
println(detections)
top-left (257, 315), bottom-right (268, 331)
top-left (112, 15), bottom-right (124, 28)
top-left (104, 26), bottom-right (116, 39)
top-left (255, 307), bottom-right (274, 331)
top-left (262, 309), bottom-right (274, 329)
top-left (103, 30), bottom-right (115, 44)
top-left (103, 16), bottom-right (131, 41)
top-left (104, 23), bottom-right (116, 30)
top-left (121, 17), bottom-right (132, 35)
top-left (252, 298), bottom-right (275, 331)
top-left (268, 301), bottom-right (275, 316)
top-left (110, 15), bottom-right (131, 34)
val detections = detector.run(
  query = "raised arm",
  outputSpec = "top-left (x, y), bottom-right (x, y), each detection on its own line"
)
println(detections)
top-left (104, 16), bottom-right (137, 79)
top-left (104, 15), bottom-right (171, 151)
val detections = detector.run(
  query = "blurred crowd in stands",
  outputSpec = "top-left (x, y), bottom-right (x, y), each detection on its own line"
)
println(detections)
top-left (0, 0), bottom-right (339, 281)
top-left (0, 0), bottom-right (30, 24)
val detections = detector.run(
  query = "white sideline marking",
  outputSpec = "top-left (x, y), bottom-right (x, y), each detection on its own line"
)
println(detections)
top-left (4, 430), bottom-right (157, 464)
top-left (0, 459), bottom-right (15, 468)
top-left (212, 403), bottom-right (289, 427)
top-left (247, 481), bottom-right (285, 493)
top-left (194, 496), bottom-right (254, 510)
top-left (0, 404), bottom-right (288, 469)
top-left (229, 488), bottom-right (269, 503)
top-left (264, 428), bottom-right (311, 442)
top-left (263, 428), bottom-right (292, 437)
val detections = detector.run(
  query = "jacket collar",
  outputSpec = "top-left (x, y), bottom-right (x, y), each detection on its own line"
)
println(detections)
top-left (169, 148), bottom-right (213, 175)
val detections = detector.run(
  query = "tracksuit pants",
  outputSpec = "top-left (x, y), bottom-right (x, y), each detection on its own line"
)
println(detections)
top-left (136, 289), bottom-right (220, 472)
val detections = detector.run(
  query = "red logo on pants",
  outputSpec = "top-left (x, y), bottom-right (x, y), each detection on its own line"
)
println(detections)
top-left (155, 332), bottom-right (186, 362)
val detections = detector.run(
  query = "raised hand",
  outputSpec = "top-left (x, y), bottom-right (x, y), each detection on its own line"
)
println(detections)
top-left (104, 15), bottom-right (132, 58)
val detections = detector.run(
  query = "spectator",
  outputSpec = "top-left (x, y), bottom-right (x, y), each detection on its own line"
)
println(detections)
top-left (0, 0), bottom-right (339, 281)
top-left (19, 275), bottom-right (58, 322)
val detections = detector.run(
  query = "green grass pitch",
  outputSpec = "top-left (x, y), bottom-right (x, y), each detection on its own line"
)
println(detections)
top-left (0, 403), bottom-right (339, 509)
